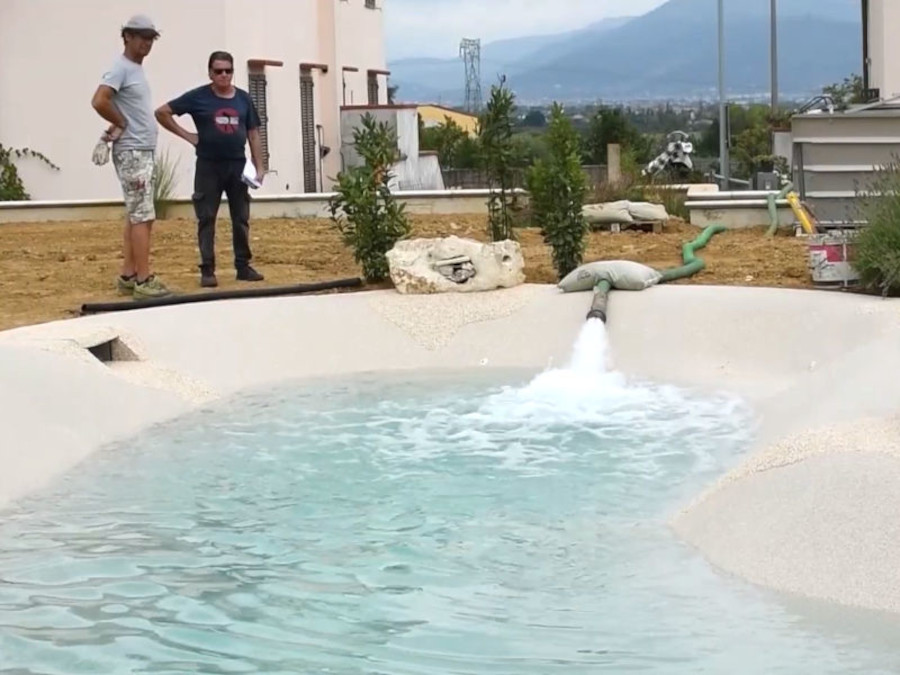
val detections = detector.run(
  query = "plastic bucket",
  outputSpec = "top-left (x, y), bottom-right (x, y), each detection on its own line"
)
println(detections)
top-left (808, 231), bottom-right (859, 288)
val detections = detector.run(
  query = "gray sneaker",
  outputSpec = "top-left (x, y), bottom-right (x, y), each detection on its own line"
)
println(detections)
top-left (116, 274), bottom-right (137, 295)
top-left (133, 275), bottom-right (172, 300)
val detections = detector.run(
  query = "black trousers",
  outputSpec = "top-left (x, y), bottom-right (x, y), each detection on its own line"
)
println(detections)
top-left (192, 157), bottom-right (252, 272)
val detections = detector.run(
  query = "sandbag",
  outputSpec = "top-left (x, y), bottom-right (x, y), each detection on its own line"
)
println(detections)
top-left (558, 259), bottom-right (663, 293)
top-left (582, 200), bottom-right (633, 224)
top-left (627, 201), bottom-right (669, 221)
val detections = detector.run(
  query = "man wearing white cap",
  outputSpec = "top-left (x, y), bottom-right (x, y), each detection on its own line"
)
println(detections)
top-left (90, 14), bottom-right (171, 299)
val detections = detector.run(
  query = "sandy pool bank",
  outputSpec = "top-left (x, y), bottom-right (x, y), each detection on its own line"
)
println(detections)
top-left (1, 283), bottom-right (899, 613)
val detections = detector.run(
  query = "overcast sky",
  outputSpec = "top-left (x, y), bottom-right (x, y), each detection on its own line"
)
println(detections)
top-left (384, 0), bottom-right (668, 60)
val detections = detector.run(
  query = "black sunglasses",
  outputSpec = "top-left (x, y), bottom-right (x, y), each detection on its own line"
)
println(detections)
top-left (212, 68), bottom-right (233, 75)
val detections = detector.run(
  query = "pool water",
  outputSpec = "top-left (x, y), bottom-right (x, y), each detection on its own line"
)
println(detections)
top-left (1, 322), bottom-right (899, 673)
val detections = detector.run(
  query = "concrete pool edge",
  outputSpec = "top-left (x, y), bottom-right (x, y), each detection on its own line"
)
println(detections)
top-left (2, 283), bottom-right (900, 613)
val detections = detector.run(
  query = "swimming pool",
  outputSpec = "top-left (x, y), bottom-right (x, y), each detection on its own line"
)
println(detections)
top-left (0, 322), bottom-right (898, 673)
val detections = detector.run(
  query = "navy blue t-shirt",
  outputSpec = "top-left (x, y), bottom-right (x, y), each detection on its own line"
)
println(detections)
top-left (167, 85), bottom-right (260, 161)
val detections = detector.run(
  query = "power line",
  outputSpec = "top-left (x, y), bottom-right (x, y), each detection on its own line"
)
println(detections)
top-left (459, 38), bottom-right (482, 113)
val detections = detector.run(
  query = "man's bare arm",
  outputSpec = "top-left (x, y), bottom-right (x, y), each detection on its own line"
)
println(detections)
top-left (248, 128), bottom-right (265, 182)
top-left (155, 103), bottom-right (198, 146)
top-left (91, 85), bottom-right (127, 131)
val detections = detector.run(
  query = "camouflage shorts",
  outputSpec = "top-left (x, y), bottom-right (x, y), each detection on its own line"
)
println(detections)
top-left (113, 149), bottom-right (155, 224)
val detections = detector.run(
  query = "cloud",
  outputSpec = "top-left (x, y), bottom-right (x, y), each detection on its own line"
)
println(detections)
top-left (384, 0), bottom-right (667, 60)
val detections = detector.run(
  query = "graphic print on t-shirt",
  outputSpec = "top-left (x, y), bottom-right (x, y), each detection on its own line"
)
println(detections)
top-left (168, 85), bottom-right (260, 159)
top-left (214, 108), bottom-right (240, 135)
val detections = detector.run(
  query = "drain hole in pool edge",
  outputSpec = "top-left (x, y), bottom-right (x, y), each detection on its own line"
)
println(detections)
top-left (86, 337), bottom-right (140, 364)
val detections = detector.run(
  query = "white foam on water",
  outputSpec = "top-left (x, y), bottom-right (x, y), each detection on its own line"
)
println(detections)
top-left (371, 318), bottom-right (750, 479)
top-left (476, 318), bottom-right (740, 429)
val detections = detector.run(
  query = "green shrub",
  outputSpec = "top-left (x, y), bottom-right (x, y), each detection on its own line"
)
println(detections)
top-left (526, 103), bottom-right (588, 279)
top-left (328, 114), bottom-right (411, 283)
top-left (152, 148), bottom-right (179, 219)
top-left (419, 115), bottom-right (469, 168)
top-left (479, 79), bottom-right (517, 242)
top-left (1, 144), bottom-right (59, 201)
top-left (854, 158), bottom-right (900, 296)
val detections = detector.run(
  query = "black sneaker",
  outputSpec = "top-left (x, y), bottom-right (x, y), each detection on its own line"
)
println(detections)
top-left (200, 266), bottom-right (218, 288)
top-left (236, 266), bottom-right (264, 282)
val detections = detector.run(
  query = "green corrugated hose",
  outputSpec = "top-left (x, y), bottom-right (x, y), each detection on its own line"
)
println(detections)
top-left (766, 182), bottom-right (794, 237)
top-left (586, 224), bottom-right (727, 322)
top-left (657, 223), bottom-right (727, 283)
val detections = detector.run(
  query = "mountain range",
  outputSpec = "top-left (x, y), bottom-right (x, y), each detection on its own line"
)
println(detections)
top-left (388, 0), bottom-right (863, 104)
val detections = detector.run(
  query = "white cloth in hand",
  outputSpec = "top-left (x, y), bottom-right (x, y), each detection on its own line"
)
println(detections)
top-left (92, 139), bottom-right (110, 166)
top-left (241, 158), bottom-right (261, 189)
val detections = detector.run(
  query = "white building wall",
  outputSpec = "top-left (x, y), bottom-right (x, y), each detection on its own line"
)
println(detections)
top-left (337, 0), bottom-right (387, 107)
top-left (0, 0), bottom-right (387, 202)
top-left (231, 0), bottom-right (321, 194)
top-left (339, 106), bottom-right (443, 191)
top-left (315, 0), bottom-right (341, 190)
top-left (868, 0), bottom-right (900, 100)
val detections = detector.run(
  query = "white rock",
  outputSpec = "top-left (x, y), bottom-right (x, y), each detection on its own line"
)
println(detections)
top-left (386, 235), bottom-right (526, 294)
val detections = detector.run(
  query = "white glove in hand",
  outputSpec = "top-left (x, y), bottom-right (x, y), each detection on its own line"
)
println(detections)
top-left (92, 139), bottom-right (110, 166)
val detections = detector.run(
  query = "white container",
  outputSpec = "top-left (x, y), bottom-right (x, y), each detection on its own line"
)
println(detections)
top-left (808, 231), bottom-right (860, 288)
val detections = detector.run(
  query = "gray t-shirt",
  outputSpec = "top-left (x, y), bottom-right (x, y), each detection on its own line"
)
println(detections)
top-left (99, 55), bottom-right (157, 150)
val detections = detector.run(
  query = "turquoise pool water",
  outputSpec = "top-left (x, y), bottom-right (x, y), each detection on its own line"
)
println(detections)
top-left (1, 323), bottom-right (899, 673)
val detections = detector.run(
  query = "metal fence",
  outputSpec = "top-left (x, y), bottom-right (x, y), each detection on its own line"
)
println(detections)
top-left (441, 165), bottom-right (607, 190)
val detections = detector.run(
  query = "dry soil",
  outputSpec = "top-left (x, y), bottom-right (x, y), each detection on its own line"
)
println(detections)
top-left (0, 215), bottom-right (812, 331)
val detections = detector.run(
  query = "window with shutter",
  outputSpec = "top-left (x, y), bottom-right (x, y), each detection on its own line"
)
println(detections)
top-left (248, 73), bottom-right (269, 171)
top-left (300, 70), bottom-right (317, 193)
top-left (367, 73), bottom-right (379, 105)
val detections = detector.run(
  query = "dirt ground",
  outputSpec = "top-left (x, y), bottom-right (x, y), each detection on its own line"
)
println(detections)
top-left (0, 214), bottom-right (812, 332)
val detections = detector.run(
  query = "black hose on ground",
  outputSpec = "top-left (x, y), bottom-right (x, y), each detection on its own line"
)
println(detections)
top-left (585, 279), bottom-right (611, 322)
top-left (80, 278), bottom-right (363, 315)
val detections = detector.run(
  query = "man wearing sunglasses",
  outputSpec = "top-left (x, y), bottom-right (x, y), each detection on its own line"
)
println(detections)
top-left (91, 14), bottom-right (171, 299)
top-left (155, 51), bottom-right (265, 288)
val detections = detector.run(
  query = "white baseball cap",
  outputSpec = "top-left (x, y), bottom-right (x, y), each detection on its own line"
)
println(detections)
top-left (122, 14), bottom-right (160, 36)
